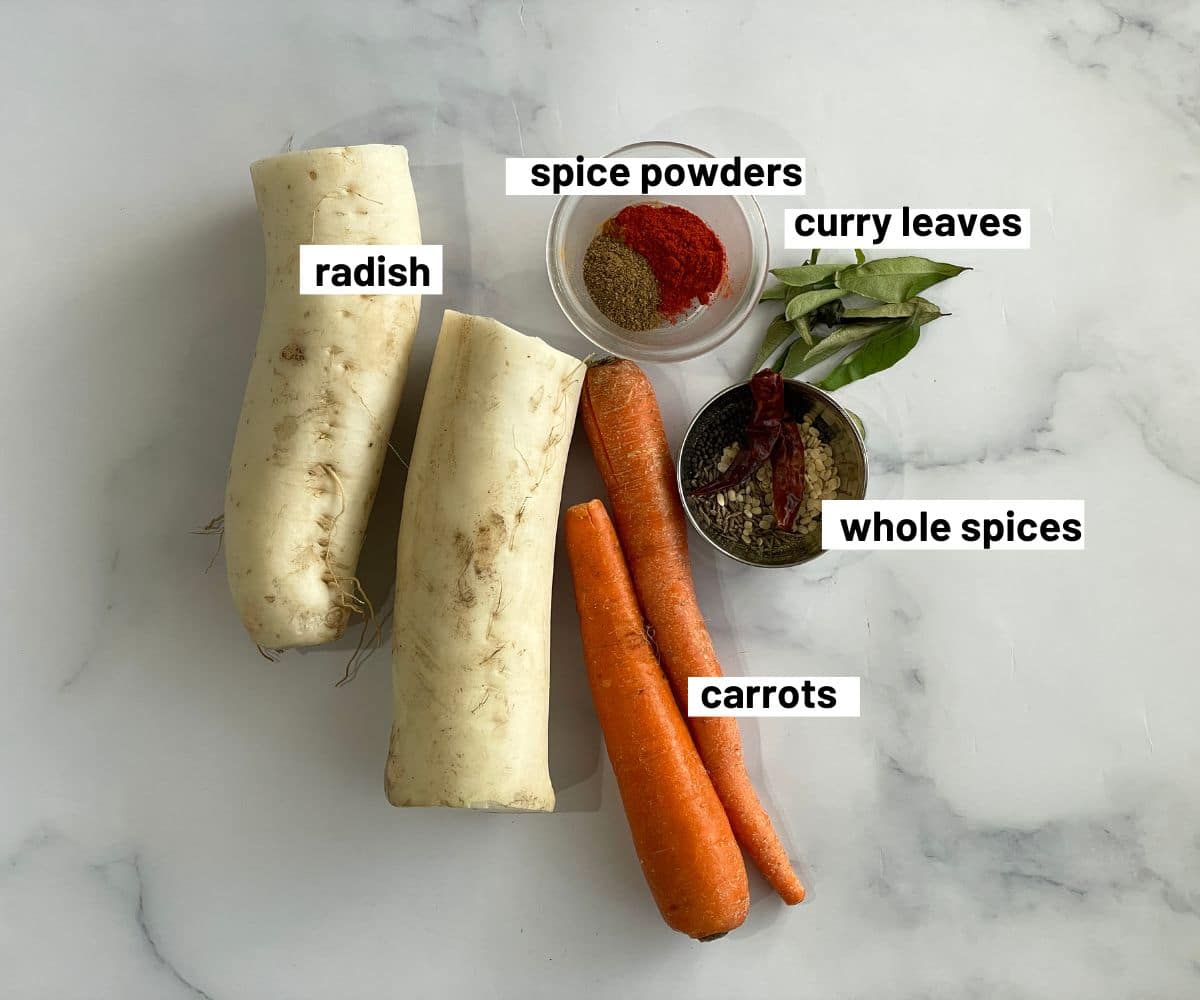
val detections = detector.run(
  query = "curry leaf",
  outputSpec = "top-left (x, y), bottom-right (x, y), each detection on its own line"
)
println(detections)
top-left (779, 337), bottom-right (818, 378)
top-left (770, 263), bottom-right (845, 288)
top-left (835, 256), bottom-right (969, 303)
top-left (801, 319), bottom-right (900, 370)
top-left (843, 406), bottom-right (867, 440)
top-left (817, 314), bottom-right (922, 391)
top-left (785, 286), bottom-right (848, 322)
top-left (779, 320), bottom-right (892, 379)
top-left (840, 296), bottom-right (943, 323)
top-left (854, 248), bottom-right (866, 265)
top-left (759, 284), bottom-right (787, 302)
top-left (750, 314), bottom-right (798, 374)
top-left (808, 248), bottom-right (820, 265)
top-left (793, 313), bottom-right (814, 347)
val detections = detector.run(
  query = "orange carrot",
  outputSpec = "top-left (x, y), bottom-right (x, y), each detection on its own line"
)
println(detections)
top-left (564, 500), bottom-right (750, 940)
top-left (580, 359), bottom-right (806, 905)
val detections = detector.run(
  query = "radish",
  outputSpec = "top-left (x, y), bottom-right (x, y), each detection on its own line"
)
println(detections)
top-left (225, 145), bottom-right (421, 648)
top-left (386, 311), bottom-right (582, 810)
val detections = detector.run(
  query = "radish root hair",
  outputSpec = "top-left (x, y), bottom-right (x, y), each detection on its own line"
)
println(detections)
top-left (318, 462), bottom-right (380, 665)
top-left (346, 380), bottom-right (408, 467)
top-left (193, 514), bottom-right (225, 573)
top-left (336, 597), bottom-right (392, 688)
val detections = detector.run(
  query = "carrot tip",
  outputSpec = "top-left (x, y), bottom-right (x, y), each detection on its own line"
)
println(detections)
top-left (773, 878), bottom-right (806, 905)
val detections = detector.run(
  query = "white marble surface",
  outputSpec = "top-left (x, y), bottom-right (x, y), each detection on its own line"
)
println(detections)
top-left (3, 1), bottom-right (1199, 997)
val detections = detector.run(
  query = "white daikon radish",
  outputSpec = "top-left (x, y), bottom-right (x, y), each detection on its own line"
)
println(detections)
top-left (386, 310), bottom-right (583, 810)
top-left (225, 145), bottom-right (421, 649)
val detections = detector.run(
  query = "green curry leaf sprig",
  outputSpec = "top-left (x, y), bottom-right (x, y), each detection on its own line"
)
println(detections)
top-left (753, 251), bottom-right (968, 391)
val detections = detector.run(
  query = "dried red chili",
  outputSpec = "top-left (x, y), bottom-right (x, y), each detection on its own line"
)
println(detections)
top-left (609, 204), bottom-right (727, 317)
top-left (692, 371), bottom-right (784, 498)
top-left (770, 419), bottom-right (807, 531)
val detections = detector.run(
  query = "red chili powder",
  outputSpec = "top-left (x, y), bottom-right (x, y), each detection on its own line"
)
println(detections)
top-left (609, 204), bottom-right (727, 317)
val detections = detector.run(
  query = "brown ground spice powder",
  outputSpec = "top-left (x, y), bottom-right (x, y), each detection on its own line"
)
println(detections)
top-left (582, 235), bottom-right (663, 331)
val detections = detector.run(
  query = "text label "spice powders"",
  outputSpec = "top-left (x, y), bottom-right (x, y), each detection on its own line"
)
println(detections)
top-left (507, 156), bottom-right (806, 196)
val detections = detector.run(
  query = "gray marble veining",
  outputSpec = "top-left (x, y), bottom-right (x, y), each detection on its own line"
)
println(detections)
top-left (1, 1), bottom-right (1198, 997)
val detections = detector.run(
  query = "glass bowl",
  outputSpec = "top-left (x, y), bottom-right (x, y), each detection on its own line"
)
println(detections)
top-left (677, 378), bottom-right (868, 568)
top-left (545, 141), bottom-right (769, 364)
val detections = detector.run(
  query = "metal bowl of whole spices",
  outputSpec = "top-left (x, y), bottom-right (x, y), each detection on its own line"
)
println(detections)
top-left (546, 140), bottom-right (769, 364)
top-left (677, 375), bottom-right (868, 568)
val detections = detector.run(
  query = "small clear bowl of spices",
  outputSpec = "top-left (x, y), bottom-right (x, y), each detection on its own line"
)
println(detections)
top-left (546, 140), bottom-right (769, 363)
top-left (677, 377), bottom-right (868, 567)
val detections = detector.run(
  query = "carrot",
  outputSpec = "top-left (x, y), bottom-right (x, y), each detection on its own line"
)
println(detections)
top-left (580, 359), bottom-right (807, 905)
top-left (564, 500), bottom-right (749, 940)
